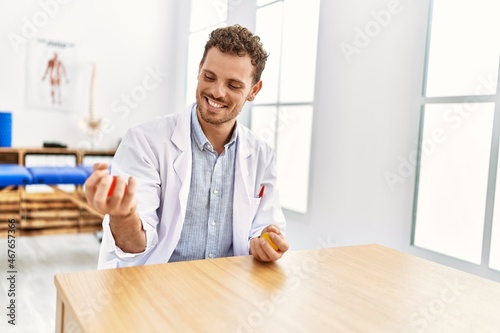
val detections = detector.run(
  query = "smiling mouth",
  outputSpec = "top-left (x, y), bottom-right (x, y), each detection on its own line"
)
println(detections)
top-left (205, 97), bottom-right (226, 109)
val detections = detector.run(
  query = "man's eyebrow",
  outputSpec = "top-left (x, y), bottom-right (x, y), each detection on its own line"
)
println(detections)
top-left (201, 69), bottom-right (246, 87)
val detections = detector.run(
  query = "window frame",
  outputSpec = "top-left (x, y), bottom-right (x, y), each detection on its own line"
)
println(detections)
top-left (411, 0), bottom-right (500, 281)
top-left (251, 0), bottom-right (319, 215)
top-left (185, 0), bottom-right (319, 217)
top-left (185, 1), bottom-right (228, 107)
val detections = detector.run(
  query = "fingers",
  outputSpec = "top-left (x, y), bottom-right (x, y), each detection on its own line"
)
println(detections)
top-left (260, 224), bottom-right (288, 251)
top-left (93, 162), bottom-right (109, 172)
top-left (251, 224), bottom-right (289, 262)
top-left (120, 176), bottom-right (135, 205)
top-left (251, 234), bottom-right (287, 262)
top-left (108, 177), bottom-right (137, 217)
top-left (84, 167), bottom-right (136, 217)
top-left (251, 237), bottom-right (273, 262)
top-left (93, 173), bottom-right (113, 201)
top-left (85, 165), bottom-right (110, 193)
top-left (262, 224), bottom-right (281, 235)
top-left (268, 231), bottom-right (289, 253)
top-left (120, 177), bottom-right (137, 217)
top-left (84, 168), bottom-right (112, 208)
top-left (106, 176), bottom-right (125, 206)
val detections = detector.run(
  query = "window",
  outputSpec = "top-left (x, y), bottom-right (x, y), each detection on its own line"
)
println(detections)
top-left (251, 0), bottom-right (320, 213)
top-left (185, 0), bottom-right (228, 106)
top-left (186, 0), bottom-right (320, 215)
top-left (413, 0), bottom-right (500, 271)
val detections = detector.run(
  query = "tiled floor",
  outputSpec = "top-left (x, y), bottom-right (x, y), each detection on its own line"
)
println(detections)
top-left (0, 233), bottom-right (101, 333)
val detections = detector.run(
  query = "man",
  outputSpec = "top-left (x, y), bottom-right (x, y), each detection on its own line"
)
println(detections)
top-left (85, 25), bottom-right (288, 269)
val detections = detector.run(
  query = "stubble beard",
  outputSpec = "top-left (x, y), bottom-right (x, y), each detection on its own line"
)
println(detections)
top-left (196, 93), bottom-right (242, 126)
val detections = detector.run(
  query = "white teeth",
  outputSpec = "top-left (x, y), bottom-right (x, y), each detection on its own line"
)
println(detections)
top-left (207, 99), bottom-right (224, 108)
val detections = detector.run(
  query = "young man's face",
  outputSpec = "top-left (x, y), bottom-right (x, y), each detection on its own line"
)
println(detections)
top-left (196, 47), bottom-right (262, 127)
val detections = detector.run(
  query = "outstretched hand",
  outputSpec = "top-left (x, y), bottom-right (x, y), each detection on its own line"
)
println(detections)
top-left (85, 163), bottom-right (146, 253)
top-left (84, 163), bottom-right (137, 219)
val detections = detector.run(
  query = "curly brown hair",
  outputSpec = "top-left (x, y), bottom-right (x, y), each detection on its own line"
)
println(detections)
top-left (201, 25), bottom-right (269, 84)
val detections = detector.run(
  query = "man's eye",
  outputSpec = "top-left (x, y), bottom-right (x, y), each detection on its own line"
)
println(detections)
top-left (205, 75), bottom-right (215, 81)
top-left (229, 84), bottom-right (241, 89)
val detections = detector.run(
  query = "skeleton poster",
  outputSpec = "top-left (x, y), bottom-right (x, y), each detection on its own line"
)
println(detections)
top-left (26, 38), bottom-right (77, 111)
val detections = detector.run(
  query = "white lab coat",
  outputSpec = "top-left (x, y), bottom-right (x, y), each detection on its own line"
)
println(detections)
top-left (98, 104), bottom-right (286, 269)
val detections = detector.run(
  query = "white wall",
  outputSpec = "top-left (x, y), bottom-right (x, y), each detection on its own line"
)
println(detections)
top-left (0, 0), bottom-right (188, 150)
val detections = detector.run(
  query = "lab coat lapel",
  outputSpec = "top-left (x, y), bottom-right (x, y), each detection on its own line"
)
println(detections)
top-left (171, 107), bottom-right (193, 222)
top-left (147, 107), bottom-right (193, 265)
top-left (233, 129), bottom-right (253, 255)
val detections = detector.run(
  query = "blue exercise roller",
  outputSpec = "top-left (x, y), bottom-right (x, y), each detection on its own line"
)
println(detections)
top-left (0, 111), bottom-right (12, 147)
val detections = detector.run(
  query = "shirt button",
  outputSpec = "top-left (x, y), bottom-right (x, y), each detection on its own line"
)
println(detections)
top-left (208, 253), bottom-right (215, 258)
top-left (213, 189), bottom-right (218, 194)
top-left (211, 221), bottom-right (216, 226)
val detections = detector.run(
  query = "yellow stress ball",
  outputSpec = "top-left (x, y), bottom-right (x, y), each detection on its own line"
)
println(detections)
top-left (261, 232), bottom-right (279, 251)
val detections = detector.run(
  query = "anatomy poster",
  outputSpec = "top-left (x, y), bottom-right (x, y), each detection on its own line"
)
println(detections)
top-left (26, 38), bottom-right (77, 111)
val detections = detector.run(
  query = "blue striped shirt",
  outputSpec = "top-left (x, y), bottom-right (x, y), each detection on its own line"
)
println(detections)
top-left (169, 106), bottom-right (237, 262)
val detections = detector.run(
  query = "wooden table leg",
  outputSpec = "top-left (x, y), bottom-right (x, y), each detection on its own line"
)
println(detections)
top-left (55, 293), bottom-right (64, 333)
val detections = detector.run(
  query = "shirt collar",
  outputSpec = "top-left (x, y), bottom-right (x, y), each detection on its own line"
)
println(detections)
top-left (191, 104), bottom-right (239, 152)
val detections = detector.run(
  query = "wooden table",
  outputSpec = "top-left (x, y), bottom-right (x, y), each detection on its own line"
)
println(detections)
top-left (54, 244), bottom-right (500, 332)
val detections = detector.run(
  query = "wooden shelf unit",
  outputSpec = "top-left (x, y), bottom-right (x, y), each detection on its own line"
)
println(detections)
top-left (0, 148), bottom-right (114, 237)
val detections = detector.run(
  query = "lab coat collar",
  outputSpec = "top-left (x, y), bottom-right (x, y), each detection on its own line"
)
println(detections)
top-left (171, 104), bottom-right (194, 152)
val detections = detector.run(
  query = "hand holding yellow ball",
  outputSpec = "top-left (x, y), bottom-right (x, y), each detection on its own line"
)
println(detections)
top-left (260, 232), bottom-right (279, 251)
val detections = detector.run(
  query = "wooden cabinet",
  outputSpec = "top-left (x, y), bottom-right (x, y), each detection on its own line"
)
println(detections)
top-left (0, 148), bottom-right (114, 237)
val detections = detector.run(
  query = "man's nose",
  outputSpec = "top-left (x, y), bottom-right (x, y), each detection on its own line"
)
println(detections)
top-left (211, 82), bottom-right (226, 99)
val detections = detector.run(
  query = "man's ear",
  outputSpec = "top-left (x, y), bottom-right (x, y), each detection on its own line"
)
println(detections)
top-left (248, 80), bottom-right (263, 101)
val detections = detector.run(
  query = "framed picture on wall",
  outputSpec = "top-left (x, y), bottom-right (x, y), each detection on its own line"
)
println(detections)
top-left (25, 38), bottom-right (77, 111)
